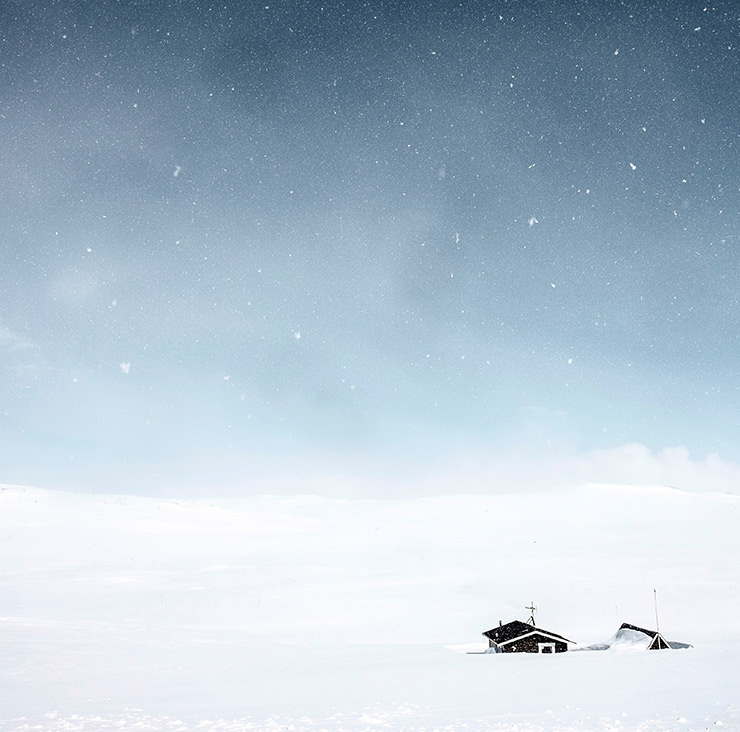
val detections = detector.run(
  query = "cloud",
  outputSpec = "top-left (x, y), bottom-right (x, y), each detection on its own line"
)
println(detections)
top-left (552, 443), bottom-right (740, 493)
top-left (0, 320), bottom-right (35, 352)
top-left (385, 443), bottom-right (740, 497)
top-left (181, 443), bottom-right (740, 499)
top-left (48, 268), bottom-right (101, 304)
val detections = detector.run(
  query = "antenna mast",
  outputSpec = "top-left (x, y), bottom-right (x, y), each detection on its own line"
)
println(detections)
top-left (653, 588), bottom-right (660, 633)
top-left (525, 601), bottom-right (537, 626)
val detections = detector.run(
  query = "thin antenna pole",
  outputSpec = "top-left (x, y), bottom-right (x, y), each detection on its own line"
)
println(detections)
top-left (653, 588), bottom-right (660, 633)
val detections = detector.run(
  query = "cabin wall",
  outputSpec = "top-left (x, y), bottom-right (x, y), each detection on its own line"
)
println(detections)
top-left (501, 636), bottom-right (568, 653)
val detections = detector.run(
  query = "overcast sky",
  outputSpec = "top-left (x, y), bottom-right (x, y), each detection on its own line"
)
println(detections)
top-left (1, 0), bottom-right (738, 494)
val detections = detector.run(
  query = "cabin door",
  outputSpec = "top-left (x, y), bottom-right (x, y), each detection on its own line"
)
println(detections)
top-left (538, 643), bottom-right (555, 653)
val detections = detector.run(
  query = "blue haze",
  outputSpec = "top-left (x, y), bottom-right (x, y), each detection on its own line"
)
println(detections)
top-left (1, 0), bottom-right (738, 492)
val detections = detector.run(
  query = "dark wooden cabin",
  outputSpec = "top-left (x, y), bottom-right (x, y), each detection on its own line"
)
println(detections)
top-left (483, 620), bottom-right (572, 653)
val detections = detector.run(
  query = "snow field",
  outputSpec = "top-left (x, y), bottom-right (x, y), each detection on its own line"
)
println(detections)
top-left (1, 483), bottom-right (739, 731)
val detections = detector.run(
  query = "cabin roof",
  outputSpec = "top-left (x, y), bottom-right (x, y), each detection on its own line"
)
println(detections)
top-left (483, 620), bottom-right (572, 645)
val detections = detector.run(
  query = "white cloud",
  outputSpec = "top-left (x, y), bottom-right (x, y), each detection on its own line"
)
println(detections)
top-left (558, 443), bottom-right (740, 494)
top-left (0, 320), bottom-right (35, 352)
top-left (48, 268), bottom-right (100, 304)
top-left (218, 443), bottom-right (740, 500)
top-left (404, 443), bottom-right (740, 497)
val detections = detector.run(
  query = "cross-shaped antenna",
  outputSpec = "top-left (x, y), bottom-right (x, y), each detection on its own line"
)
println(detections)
top-left (526, 601), bottom-right (537, 626)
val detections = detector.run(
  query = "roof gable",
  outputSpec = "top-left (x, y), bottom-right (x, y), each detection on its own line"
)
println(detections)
top-left (498, 629), bottom-right (572, 646)
top-left (483, 620), bottom-right (572, 645)
top-left (483, 620), bottom-right (534, 643)
top-left (647, 633), bottom-right (670, 650)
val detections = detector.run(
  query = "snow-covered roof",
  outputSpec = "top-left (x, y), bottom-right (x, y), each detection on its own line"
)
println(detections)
top-left (483, 620), bottom-right (573, 645)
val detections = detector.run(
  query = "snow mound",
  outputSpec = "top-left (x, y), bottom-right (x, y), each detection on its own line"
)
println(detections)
top-left (604, 626), bottom-right (655, 650)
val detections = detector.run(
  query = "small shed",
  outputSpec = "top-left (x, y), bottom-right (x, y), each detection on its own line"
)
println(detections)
top-left (482, 619), bottom-right (573, 653)
top-left (619, 622), bottom-right (671, 650)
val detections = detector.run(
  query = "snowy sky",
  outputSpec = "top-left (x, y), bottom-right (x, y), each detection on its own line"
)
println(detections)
top-left (1, 0), bottom-right (738, 493)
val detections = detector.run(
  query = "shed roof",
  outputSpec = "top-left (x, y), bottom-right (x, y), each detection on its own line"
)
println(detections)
top-left (619, 622), bottom-right (670, 649)
top-left (619, 622), bottom-right (660, 637)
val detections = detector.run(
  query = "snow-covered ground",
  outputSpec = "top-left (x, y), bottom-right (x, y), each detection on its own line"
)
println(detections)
top-left (1, 482), bottom-right (739, 731)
